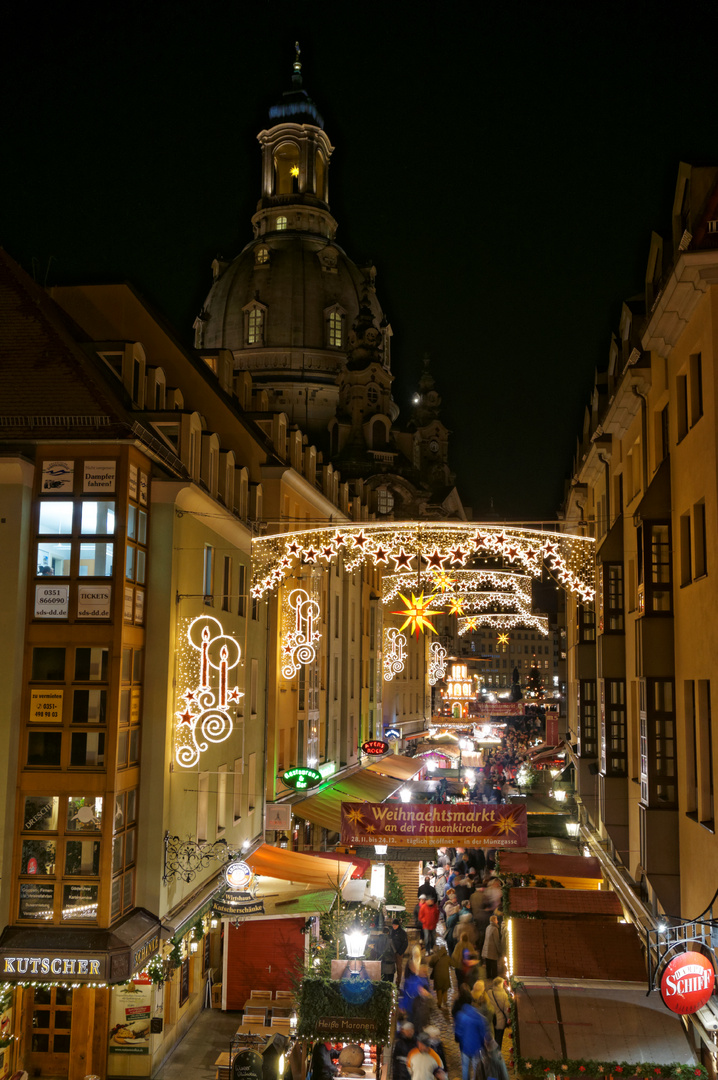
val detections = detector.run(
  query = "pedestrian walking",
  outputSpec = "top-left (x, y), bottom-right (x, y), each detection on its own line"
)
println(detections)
top-left (391, 918), bottom-right (409, 984)
top-left (453, 994), bottom-right (488, 1080)
top-left (393, 1021), bottom-right (417, 1080)
top-left (418, 897), bottom-right (439, 952)
top-left (487, 977), bottom-right (511, 1050)
top-left (481, 915), bottom-right (502, 981)
top-left (428, 946), bottom-right (451, 1009)
top-left (406, 1033), bottom-right (445, 1080)
top-left (471, 981), bottom-right (497, 1039)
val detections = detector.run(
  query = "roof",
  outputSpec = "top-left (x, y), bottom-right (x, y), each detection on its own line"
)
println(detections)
top-left (515, 980), bottom-right (695, 1065)
top-left (294, 771), bottom-right (401, 832)
top-left (511, 919), bottom-right (647, 981)
top-left (257, 884), bottom-right (337, 918)
top-left (246, 844), bottom-right (355, 889)
top-left (366, 753), bottom-right (424, 781)
top-left (508, 887), bottom-right (623, 918)
top-left (0, 249), bottom-right (131, 440)
top-left (500, 851), bottom-right (603, 883)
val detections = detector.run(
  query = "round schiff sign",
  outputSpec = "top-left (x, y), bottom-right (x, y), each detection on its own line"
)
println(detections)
top-left (660, 951), bottom-right (715, 1014)
top-left (361, 740), bottom-right (389, 756)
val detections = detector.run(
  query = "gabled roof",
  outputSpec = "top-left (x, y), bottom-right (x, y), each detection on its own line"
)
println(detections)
top-left (0, 249), bottom-right (132, 440)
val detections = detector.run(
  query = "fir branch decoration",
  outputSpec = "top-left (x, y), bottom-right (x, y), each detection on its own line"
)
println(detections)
top-left (295, 976), bottom-right (396, 1044)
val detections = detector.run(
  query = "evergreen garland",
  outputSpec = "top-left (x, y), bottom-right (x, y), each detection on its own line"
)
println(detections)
top-left (295, 977), bottom-right (396, 1044)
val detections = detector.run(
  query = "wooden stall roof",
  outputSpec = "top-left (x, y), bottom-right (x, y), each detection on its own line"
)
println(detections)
top-left (293, 772), bottom-right (399, 832)
top-left (508, 886), bottom-right (623, 918)
top-left (366, 753), bottom-right (426, 779)
top-left (511, 919), bottom-right (646, 981)
top-left (500, 850), bottom-right (603, 886)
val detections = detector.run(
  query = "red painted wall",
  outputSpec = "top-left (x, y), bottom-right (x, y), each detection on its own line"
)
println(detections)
top-left (225, 917), bottom-right (305, 1010)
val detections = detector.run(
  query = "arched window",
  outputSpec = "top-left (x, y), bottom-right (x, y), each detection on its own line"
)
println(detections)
top-left (274, 143), bottom-right (300, 195)
top-left (377, 488), bottom-right (394, 515)
top-left (276, 216), bottom-right (288, 231)
top-left (328, 310), bottom-right (343, 347)
top-left (367, 386), bottom-right (379, 405)
top-left (248, 310), bottom-right (263, 344)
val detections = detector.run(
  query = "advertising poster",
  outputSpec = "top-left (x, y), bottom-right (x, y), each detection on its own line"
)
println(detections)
top-left (18, 882), bottom-right (54, 920)
top-left (83, 461), bottom-right (116, 493)
top-left (77, 585), bottom-right (112, 619)
top-left (341, 801), bottom-right (528, 848)
top-left (139, 471), bottom-right (148, 505)
top-left (134, 590), bottom-right (144, 624)
top-left (35, 584), bottom-right (69, 619)
top-left (110, 979), bottom-right (152, 1054)
top-left (129, 464), bottom-right (138, 501)
top-left (124, 586), bottom-right (134, 622)
top-left (41, 460), bottom-right (74, 494)
top-left (29, 690), bottom-right (63, 723)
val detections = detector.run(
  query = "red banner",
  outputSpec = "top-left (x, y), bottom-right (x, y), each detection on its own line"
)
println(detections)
top-left (340, 801), bottom-right (528, 848)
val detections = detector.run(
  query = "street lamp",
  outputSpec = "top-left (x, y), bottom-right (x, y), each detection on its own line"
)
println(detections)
top-left (374, 844), bottom-right (388, 855)
top-left (458, 737), bottom-right (473, 783)
top-left (345, 925), bottom-right (369, 958)
top-left (399, 787), bottom-right (412, 803)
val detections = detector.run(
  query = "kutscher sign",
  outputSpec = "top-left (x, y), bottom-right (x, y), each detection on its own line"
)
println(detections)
top-left (341, 801), bottom-right (528, 848)
top-left (660, 951), bottom-right (715, 1014)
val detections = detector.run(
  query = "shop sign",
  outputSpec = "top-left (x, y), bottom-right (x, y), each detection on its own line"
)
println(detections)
top-left (341, 800), bottom-right (528, 848)
top-left (35, 584), bottom-right (69, 619)
top-left (660, 951), bottom-right (715, 1014)
top-left (132, 934), bottom-right (160, 973)
top-left (361, 740), bottom-right (389, 756)
top-left (2, 953), bottom-right (104, 979)
top-left (213, 897), bottom-right (265, 917)
top-left (265, 803), bottom-right (292, 831)
top-left (384, 728), bottom-right (401, 740)
top-left (224, 861), bottom-right (254, 890)
top-left (29, 689), bottom-right (63, 723)
top-left (315, 1016), bottom-right (377, 1035)
top-left (41, 460), bottom-right (74, 493)
top-left (77, 585), bottom-right (111, 619)
top-left (281, 766), bottom-right (321, 791)
top-left (83, 460), bottom-right (116, 492)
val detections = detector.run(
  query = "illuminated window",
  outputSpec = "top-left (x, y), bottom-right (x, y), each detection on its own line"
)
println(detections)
top-left (377, 488), bottom-right (394, 515)
top-left (328, 311), bottom-right (343, 347)
top-left (255, 247), bottom-right (269, 265)
top-left (276, 216), bottom-right (288, 231)
top-left (247, 308), bottom-right (264, 345)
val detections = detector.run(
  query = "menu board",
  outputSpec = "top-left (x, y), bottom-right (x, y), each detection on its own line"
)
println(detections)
top-left (62, 883), bottom-right (98, 921)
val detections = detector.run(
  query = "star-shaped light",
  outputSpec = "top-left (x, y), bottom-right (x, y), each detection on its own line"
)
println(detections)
top-left (464, 616), bottom-right (479, 632)
top-left (448, 597), bottom-right (465, 616)
top-left (426, 547), bottom-right (445, 569)
top-left (393, 548), bottom-right (413, 570)
top-left (290, 165), bottom-right (300, 178)
top-left (449, 546), bottom-right (466, 566)
top-left (227, 687), bottom-right (244, 703)
top-left (498, 633), bottom-right (510, 646)
top-left (432, 570), bottom-right (456, 592)
top-left (472, 531), bottom-right (488, 549)
top-left (321, 545), bottom-right (335, 560)
top-left (333, 531), bottom-right (346, 548)
top-left (178, 709), bottom-right (193, 725)
top-left (303, 547), bottom-right (318, 563)
top-left (287, 541), bottom-right (300, 556)
top-left (373, 545), bottom-right (389, 564)
top-left (392, 591), bottom-right (442, 637)
top-left (353, 531), bottom-right (368, 548)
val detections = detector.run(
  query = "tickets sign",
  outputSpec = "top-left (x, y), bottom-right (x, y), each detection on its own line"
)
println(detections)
top-left (341, 801), bottom-right (528, 848)
top-left (660, 951), bottom-right (715, 1014)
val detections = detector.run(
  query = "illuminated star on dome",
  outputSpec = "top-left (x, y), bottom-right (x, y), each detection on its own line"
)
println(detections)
top-left (392, 591), bottom-right (442, 637)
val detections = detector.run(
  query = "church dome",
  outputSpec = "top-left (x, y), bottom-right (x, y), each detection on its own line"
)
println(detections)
top-left (197, 233), bottom-right (385, 356)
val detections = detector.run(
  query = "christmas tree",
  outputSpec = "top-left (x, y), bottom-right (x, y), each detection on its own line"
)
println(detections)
top-left (525, 660), bottom-right (545, 699)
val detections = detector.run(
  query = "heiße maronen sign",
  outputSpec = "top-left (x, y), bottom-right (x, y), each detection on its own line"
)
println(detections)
top-left (340, 801), bottom-right (528, 847)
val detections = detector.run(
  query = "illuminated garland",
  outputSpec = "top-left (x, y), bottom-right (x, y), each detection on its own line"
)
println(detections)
top-left (428, 641), bottom-right (448, 686)
top-left (175, 616), bottom-right (243, 768)
top-left (457, 613), bottom-right (549, 635)
top-left (382, 569), bottom-right (534, 607)
top-left (252, 523), bottom-right (595, 601)
top-left (282, 587), bottom-right (321, 679)
top-left (383, 627), bottom-right (407, 681)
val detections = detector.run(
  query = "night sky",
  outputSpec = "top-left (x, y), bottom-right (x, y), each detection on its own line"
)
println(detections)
top-left (3, 1), bottom-right (718, 520)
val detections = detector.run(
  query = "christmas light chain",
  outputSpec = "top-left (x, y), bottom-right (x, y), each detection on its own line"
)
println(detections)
top-left (252, 523), bottom-right (594, 601)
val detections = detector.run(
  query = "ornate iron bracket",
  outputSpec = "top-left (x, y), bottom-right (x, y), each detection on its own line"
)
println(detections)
top-left (646, 917), bottom-right (716, 995)
top-left (163, 832), bottom-right (232, 885)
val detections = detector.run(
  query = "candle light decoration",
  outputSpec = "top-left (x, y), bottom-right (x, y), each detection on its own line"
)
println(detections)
top-left (175, 616), bottom-right (243, 768)
top-left (428, 641), bottom-right (448, 685)
top-left (383, 626), bottom-right (407, 681)
top-left (281, 587), bottom-right (321, 679)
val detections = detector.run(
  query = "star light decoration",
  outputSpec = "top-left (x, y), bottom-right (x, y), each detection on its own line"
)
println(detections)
top-left (392, 590), bottom-right (442, 637)
top-left (457, 612), bottom-right (549, 636)
top-left (175, 616), bottom-right (243, 769)
top-left (381, 569), bottom-right (534, 607)
top-left (498, 633), bottom-right (510, 646)
top-left (251, 523), bottom-right (595, 602)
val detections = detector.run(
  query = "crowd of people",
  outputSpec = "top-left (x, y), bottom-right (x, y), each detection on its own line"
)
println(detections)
top-left (391, 846), bottom-right (512, 1080)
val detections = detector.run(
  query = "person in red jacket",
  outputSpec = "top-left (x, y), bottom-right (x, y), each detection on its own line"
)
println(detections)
top-left (418, 897), bottom-right (440, 951)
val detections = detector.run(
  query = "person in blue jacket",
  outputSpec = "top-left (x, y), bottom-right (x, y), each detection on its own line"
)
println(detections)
top-left (453, 998), bottom-right (488, 1080)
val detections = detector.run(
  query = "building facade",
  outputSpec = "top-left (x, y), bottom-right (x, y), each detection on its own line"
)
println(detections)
top-left (563, 162), bottom-right (718, 920)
